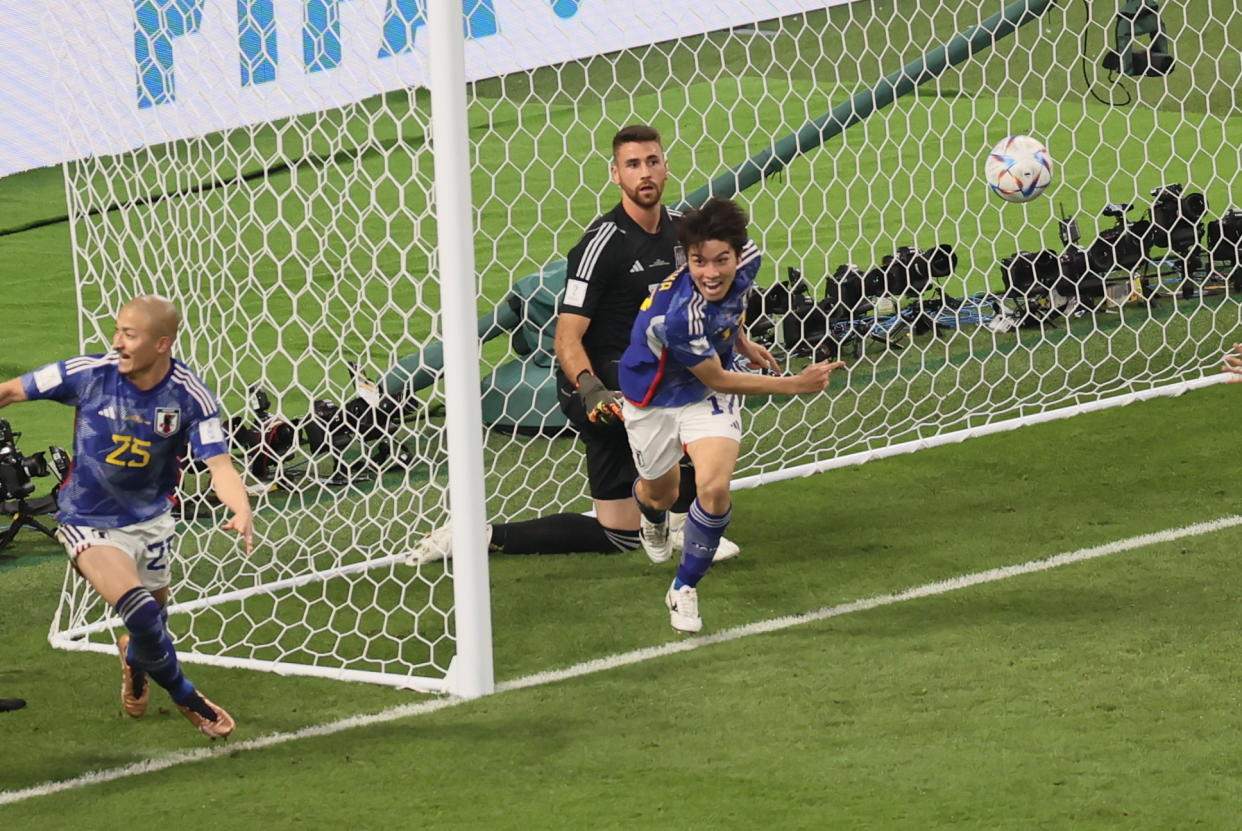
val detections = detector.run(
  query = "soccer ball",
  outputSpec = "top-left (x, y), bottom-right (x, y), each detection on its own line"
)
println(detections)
top-left (985, 135), bottom-right (1053, 203)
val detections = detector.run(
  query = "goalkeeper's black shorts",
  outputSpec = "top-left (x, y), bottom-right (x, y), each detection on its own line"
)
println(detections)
top-left (556, 367), bottom-right (636, 502)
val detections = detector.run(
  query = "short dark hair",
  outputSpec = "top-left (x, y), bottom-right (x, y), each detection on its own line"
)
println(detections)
top-left (611, 124), bottom-right (663, 158)
top-left (677, 198), bottom-right (749, 256)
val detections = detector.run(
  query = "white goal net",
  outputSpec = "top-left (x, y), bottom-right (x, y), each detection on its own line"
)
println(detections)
top-left (43, 0), bottom-right (1242, 691)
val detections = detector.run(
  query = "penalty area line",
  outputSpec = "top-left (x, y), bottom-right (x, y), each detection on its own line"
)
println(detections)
top-left (3, 513), bottom-right (1240, 808)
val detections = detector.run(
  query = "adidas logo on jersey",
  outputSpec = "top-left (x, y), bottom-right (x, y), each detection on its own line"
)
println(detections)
top-left (630, 260), bottom-right (644, 273)
top-left (97, 405), bottom-right (117, 419)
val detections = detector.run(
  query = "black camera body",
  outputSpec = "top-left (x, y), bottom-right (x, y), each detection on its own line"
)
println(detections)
top-left (1000, 183), bottom-right (1216, 314)
top-left (0, 419), bottom-right (71, 550)
top-left (856, 245), bottom-right (956, 300)
top-left (779, 246), bottom-right (956, 360)
top-left (748, 268), bottom-right (815, 347)
top-left (1087, 203), bottom-right (1151, 275)
top-left (999, 246), bottom-right (1099, 298)
top-left (0, 417), bottom-right (50, 501)
top-left (1055, 245), bottom-right (1105, 300)
top-left (1000, 249), bottom-right (1061, 297)
top-left (821, 263), bottom-right (867, 319)
top-left (1147, 183), bottom-right (1206, 255)
top-left (998, 245), bottom-right (1102, 322)
top-left (772, 268), bottom-right (831, 358)
top-left (225, 387), bottom-right (297, 481)
top-left (884, 244), bottom-right (956, 296)
top-left (1208, 208), bottom-right (1242, 290)
top-left (221, 383), bottom-right (414, 490)
top-left (1208, 209), bottom-right (1242, 258)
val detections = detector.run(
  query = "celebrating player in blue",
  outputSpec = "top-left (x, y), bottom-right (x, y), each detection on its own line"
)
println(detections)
top-left (619, 199), bottom-right (844, 633)
top-left (0, 294), bottom-right (253, 739)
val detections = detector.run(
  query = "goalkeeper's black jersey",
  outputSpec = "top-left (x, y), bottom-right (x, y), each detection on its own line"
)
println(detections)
top-left (557, 203), bottom-right (683, 388)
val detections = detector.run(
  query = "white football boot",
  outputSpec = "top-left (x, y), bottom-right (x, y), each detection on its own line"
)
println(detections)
top-left (639, 515), bottom-right (672, 564)
top-left (404, 522), bottom-right (492, 565)
top-left (665, 581), bottom-right (703, 633)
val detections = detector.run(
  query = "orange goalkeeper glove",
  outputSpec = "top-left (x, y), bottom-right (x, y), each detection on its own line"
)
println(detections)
top-left (575, 371), bottom-right (624, 424)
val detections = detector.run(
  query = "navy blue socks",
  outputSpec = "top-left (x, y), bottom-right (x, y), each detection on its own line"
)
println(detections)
top-left (116, 587), bottom-right (196, 705)
top-left (673, 498), bottom-right (731, 589)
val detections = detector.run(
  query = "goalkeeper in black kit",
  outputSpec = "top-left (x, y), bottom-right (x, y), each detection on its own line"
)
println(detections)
top-left (408, 125), bottom-right (738, 563)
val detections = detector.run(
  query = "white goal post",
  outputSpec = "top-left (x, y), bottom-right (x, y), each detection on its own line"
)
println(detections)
top-left (39, 0), bottom-right (1242, 693)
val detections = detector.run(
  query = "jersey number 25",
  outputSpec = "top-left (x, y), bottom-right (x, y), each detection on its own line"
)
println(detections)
top-left (105, 435), bottom-right (152, 468)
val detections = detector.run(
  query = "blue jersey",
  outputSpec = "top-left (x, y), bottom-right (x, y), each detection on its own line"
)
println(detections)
top-left (619, 240), bottom-right (760, 407)
top-left (20, 353), bottom-right (230, 527)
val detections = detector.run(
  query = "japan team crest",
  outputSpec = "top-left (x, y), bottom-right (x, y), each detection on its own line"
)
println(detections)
top-left (154, 407), bottom-right (181, 437)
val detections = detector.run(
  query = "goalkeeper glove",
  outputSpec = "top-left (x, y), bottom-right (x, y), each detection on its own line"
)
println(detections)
top-left (575, 370), bottom-right (624, 424)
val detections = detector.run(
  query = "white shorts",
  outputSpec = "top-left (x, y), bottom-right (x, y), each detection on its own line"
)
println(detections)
top-left (56, 513), bottom-right (177, 591)
top-left (622, 394), bottom-right (743, 480)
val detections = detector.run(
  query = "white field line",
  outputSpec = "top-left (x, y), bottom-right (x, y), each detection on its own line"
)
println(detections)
top-left (3, 513), bottom-right (1240, 808)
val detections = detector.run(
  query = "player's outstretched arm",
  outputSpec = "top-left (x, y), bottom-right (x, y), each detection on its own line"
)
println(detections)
top-left (689, 355), bottom-right (844, 396)
top-left (0, 378), bottom-right (29, 409)
top-left (1222, 343), bottom-right (1242, 382)
top-left (204, 453), bottom-right (254, 555)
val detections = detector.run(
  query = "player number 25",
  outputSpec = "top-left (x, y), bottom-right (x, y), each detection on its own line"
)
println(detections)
top-left (105, 435), bottom-right (152, 468)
